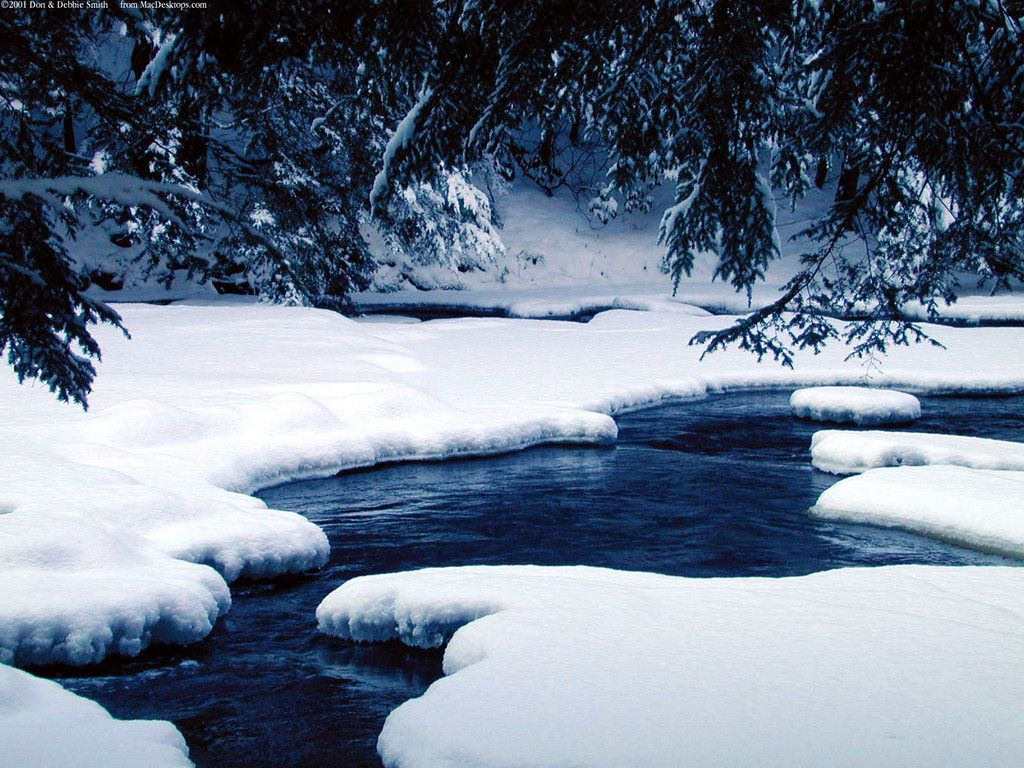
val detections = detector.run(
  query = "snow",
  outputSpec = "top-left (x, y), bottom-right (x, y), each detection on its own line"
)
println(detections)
top-left (354, 284), bottom-right (726, 319)
top-left (3, 303), bottom-right (1024, 668)
top-left (905, 294), bottom-right (1024, 325)
top-left (809, 430), bottom-right (1024, 558)
top-left (0, 663), bottom-right (192, 767)
top-left (317, 564), bottom-right (1024, 768)
top-left (0, 509), bottom-right (229, 666)
top-left (812, 466), bottom-right (1024, 559)
top-left (370, 86), bottom-right (434, 209)
top-left (134, 35), bottom-right (178, 98)
top-left (790, 386), bottom-right (921, 425)
top-left (811, 430), bottom-right (1024, 475)
top-left (0, 174), bottom-right (201, 229)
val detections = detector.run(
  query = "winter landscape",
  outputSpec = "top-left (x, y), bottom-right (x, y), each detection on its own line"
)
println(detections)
top-left (2, 3), bottom-right (1024, 768)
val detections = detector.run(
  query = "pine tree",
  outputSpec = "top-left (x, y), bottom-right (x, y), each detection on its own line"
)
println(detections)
top-left (372, 0), bottom-right (1024, 363)
top-left (3, 1), bottom-right (1023, 405)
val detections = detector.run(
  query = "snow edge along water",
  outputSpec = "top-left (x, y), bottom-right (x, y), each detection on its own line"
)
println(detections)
top-left (3, 303), bottom-right (1024, 669)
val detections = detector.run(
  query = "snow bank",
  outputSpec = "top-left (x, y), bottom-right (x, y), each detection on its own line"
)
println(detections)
top-left (318, 564), bottom-right (1024, 768)
top-left (811, 430), bottom-right (1024, 475)
top-left (0, 663), bottom-right (192, 767)
top-left (809, 432), bottom-right (1024, 556)
top-left (812, 466), bottom-right (1024, 558)
top-left (0, 510), bottom-right (229, 666)
top-left (3, 303), bottom-right (1024, 667)
top-left (905, 294), bottom-right (1024, 325)
top-left (790, 386), bottom-right (921, 425)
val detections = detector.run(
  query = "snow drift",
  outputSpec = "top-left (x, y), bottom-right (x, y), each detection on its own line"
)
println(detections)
top-left (318, 564), bottom-right (1024, 768)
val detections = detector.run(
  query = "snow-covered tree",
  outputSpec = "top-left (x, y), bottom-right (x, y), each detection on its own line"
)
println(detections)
top-left (371, 166), bottom-right (505, 290)
top-left (4, 1), bottom-right (1024, 405)
top-left (370, 0), bottom-right (1024, 362)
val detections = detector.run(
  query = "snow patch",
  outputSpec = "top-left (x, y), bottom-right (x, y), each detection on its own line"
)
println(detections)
top-left (0, 510), bottom-right (229, 666)
top-left (318, 564), bottom-right (1024, 768)
top-left (791, 386), bottom-right (921, 425)
top-left (811, 430), bottom-right (1024, 475)
top-left (812, 465), bottom-right (1024, 559)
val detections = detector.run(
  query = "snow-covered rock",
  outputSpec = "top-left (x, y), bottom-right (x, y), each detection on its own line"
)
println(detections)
top-left (0, 663), bottom-right (192, 767)
top-left (811, 430), bottom-right (1024, 475)
top-left (812, 465), bottom-right (1024, 559)
top-left (3, 303), bottom-right (1024, 667)
top-left (318, 564), bottom-right (1024, 768)
top-left (790, 386), bottom-right (921, 425)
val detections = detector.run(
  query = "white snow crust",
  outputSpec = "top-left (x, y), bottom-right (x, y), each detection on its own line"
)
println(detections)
top-left (811, 430), bottom-right (1024, 475)
top-left (0, 663), bottom-right (192, 767)
top-left (812, 466), bottom-right (1024, 558)
top-left (790, 386), bottom-right (921, 425)
top-left (0, 510), bottom-right (229, 666)
top-left (4, 303), bottom-right (1024, 667)
top-left (318, 564), bottom-right (1024, 768)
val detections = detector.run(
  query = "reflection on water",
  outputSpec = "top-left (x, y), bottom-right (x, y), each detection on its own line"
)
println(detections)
top-left (53, 392), bottom-right (1024, 767)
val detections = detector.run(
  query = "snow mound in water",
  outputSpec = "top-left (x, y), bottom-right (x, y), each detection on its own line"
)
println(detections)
top-left (318, 564), bottom-right (1024, 768)
top-left (0, 511), bottom-right (230, 666)
top-left (0, 663), bottom-right (192, 767)
top-left (812, 465), bottom-right (1024, 559)
top-left (790, 386), bottom-right (921, 424)
top-left (811, 430), bottom-right (1024, 475)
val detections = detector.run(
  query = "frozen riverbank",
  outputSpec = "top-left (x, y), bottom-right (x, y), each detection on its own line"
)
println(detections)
top-left (4, 303), bottom-right (1024, 667)
top-left (3, 301), bottom-right (1024, 764)
top-left (319, 564), bottom-right (1024, 768)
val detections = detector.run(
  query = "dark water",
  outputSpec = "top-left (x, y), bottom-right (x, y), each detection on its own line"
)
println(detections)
top-left (356, 304), bottom-right (603, 322)
top-left (53, 392), bottom-right (1024, 768)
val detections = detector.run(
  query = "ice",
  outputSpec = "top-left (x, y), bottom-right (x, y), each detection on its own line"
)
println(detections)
top-left (811, 430), bottom-right (1024, 475)
top-left (317, 564), bottom-right (1024, 768)
top-left (812, 465), bottom-right (1024, 558)
top-left (3, 303), bottom-right (1024, 668)
top-left (790, 386), bottom-right (921, 425)
top-left (0, 663), bottom-right (192, 767)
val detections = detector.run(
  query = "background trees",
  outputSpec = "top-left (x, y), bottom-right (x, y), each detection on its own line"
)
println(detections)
top-left (2, 0), bottom-right (1022, 405)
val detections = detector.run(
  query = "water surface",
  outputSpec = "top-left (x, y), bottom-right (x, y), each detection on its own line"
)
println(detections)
top-left (55, 392), bottom-right (1024, 767)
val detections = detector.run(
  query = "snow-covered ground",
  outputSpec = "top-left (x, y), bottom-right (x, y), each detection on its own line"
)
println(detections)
top-left (904, 294), bottom-right (1024, 325)
top-left (318, 564), bottom-right (1024, 768)
top-left (3, 300), bottom-right (1024, 762)
top-left (811, 430), bottom-right (1024, 475)
top-left (790, 386), bottom-right (921, 425)
top-left (0, 664), bottom-right (191, 768)
top-left (3, 302), bottom-right (1024, 668)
